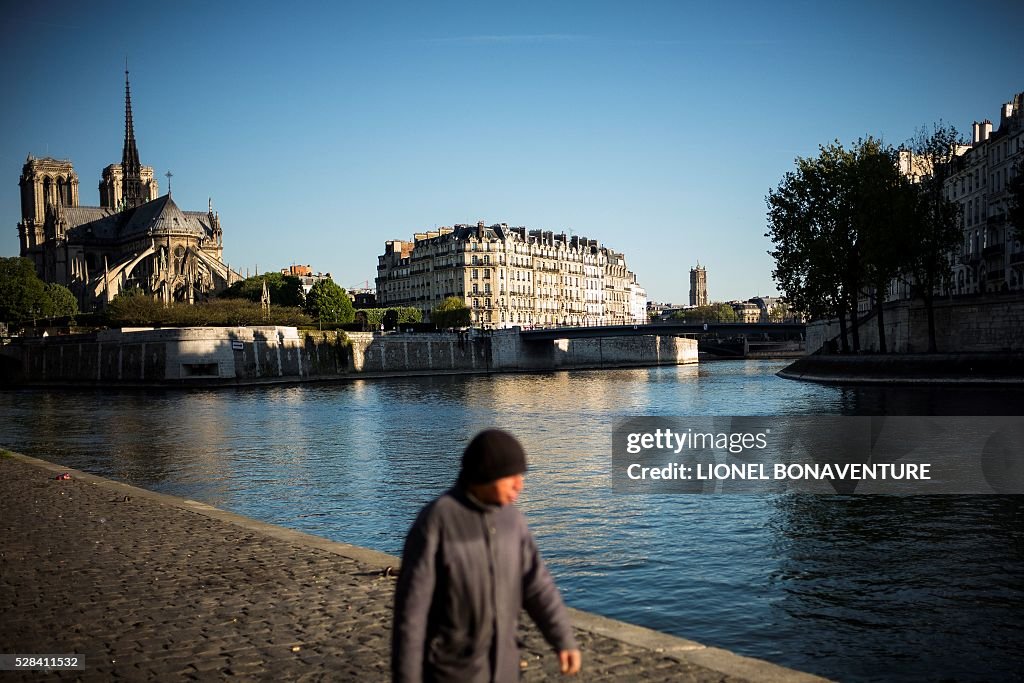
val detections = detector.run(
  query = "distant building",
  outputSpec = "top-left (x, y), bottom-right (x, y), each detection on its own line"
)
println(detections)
top-left (16, 70), bottom-right (238, 308)
top-left (350, 289), bottom-right (376, 308)
top-left (280, 264), bottom-right (333, 295)
top-left (627, 281), bottom-right (648, 324)
top-left (946, 93), bottom-right (1024, 294)
top-left (748, 295), bottom-right (786, 322)
top-left (896, 91), bottom-right (1024, 297)
top-left (730, 300), bottom-right (761, 323)
top-left (376, 222), bottom-right (647, 328)
top-left (689, 264), bottom-right (708, 307)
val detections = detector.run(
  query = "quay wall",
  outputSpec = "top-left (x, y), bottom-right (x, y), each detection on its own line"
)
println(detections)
top-left (0, 327), bottom-right (697, 386)
top-left (0, 327), bottom-right (349, 385)
top-left (806, 293), bottom-right (1024, 354)
top-left (347, 331), bottom-right (488, 374)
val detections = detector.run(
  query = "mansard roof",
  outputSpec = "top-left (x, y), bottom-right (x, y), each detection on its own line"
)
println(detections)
top-left (449, 223), bottom-right (510, 241)
top-left (65, 194), bottom-right (210, 243)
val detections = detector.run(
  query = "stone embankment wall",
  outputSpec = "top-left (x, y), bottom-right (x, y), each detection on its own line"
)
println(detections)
top-left (0, 327), bottom-right (349, 385)
top-left (806, 293), bottom-right (1024, 354)
top-left (0, 327), bottom-right (697, 386)
top-left (347, 332), bottom-right (489, 374)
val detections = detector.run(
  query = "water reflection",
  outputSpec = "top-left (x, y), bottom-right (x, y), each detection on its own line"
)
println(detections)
top-left (767, 495), bottom-right (1024, 681)
top-left (2, 361), bottom-right (1023, 681)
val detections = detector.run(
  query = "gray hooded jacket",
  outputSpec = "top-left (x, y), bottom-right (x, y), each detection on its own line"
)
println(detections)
top-left (392, 486), bottom-right (577, 682)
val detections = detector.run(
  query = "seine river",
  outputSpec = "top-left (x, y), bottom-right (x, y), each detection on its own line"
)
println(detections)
top-left (2, 360), bottom-right (1023, 681)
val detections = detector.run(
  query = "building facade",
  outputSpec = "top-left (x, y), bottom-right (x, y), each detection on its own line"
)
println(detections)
top-left (894, 92), bottom-right (1024, 300)
top-left (945, 93), bottom-right (1024, 295)
top-left (375, 222), bottom-right (647, 328)
top-left (689, 263), bottom-right (708, 307)
top-left (16, 70), bottom-right (238, 309)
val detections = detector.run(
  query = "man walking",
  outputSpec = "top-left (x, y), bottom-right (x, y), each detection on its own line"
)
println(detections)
top-left (392, 429), bottom-right (582, 682)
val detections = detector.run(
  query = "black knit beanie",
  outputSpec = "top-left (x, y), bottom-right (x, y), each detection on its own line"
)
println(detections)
top-left (459, 429), bottom-right (528, 485)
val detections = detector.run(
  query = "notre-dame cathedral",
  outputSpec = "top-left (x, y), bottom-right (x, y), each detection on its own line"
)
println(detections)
top-left (17, 70), bottom-right (239, 309)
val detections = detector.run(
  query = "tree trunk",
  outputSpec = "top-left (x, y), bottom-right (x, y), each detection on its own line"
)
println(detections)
top-left (875, 287), bottom-right (887, 354)
top-left (925, 289), bottom-right (938, 353)
top-left (837, 301), bottom-right (850, 354)
top-left (848, 290), bottom-right (861, 353)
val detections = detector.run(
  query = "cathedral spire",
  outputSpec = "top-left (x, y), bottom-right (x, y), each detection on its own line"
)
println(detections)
top-left (121, 63), bottom-right (145, 209)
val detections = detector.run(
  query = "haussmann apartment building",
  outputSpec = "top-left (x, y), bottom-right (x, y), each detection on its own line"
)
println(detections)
top-left (375, 222), bottom-right (648, 329)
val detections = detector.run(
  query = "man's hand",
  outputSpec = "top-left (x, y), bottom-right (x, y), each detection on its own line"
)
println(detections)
top-left (559, 649), bottom-right (582, 675)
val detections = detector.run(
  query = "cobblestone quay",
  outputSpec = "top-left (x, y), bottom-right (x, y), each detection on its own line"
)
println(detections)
top-left (0, 451), bottom-right (827, 682)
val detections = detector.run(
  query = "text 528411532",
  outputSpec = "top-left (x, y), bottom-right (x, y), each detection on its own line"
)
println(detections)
top-left (0, 655), bottom-right (85, 670)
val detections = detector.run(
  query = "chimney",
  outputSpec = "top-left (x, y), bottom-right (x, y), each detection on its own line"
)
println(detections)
top-left (981, 119), bottom-right (992, 141)
top-left (972, 121), bottom-right (981, 144)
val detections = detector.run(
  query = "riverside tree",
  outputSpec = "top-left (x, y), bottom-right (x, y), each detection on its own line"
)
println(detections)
top-left (849, 139), bottom-right (919, 353)
top-left (221, 272), bottom-right (304, 307)
top-left (44, 282), bottom-right (79, 318)
top-left (902, 122), bottom-right (965, 352)
top-left (303, 279), bottom-right (354, 324)
top-left (431, 296), bottom-right (472, 329)
top-left (0, 257), bottom-right (78, 324)
top-left (767, 130), bottom-right (967, 354)
top-left (766, 141), bottom-right (866, 352)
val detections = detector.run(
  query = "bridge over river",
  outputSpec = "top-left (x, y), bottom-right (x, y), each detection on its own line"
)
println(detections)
top-left (518, 322), bottom-right (805, 340)
top-left (517, 322), bottom-right (806, 357)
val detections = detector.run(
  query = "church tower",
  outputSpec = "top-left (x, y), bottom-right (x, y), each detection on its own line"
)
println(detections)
top-left (121, 67), bottom-right (144, 208)
top-left (99, 69), bottom-right (157, 208)
top-left (689, 263), bottom-right (708, 307)
top-left (17, 156), bottom-right (80, 258)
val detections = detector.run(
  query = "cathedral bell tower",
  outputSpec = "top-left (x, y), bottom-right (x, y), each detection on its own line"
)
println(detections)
top-left (121, 68), bottom-right (145, 209)
top-left (17, 156), bottom-right (79, 263)
top-left (99, 68), bottom-right (157, 209)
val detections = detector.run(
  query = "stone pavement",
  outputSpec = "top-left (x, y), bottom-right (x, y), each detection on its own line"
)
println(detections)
top-left (0, 450), bottom-right (828, 682)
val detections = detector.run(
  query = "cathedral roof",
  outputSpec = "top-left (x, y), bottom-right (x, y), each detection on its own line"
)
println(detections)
top-left (61, 206), bottom-right (117, 227)
top-left (66, 194), bottom-right (209, 243)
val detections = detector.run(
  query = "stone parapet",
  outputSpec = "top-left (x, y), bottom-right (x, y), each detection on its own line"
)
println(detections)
top-left (806, 293), bottom-right (1024, 355)
top-left (0, 327), bottom-right (698, 387)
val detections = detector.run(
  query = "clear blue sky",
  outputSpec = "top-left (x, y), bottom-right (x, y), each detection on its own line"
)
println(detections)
top-left (2, 0), bottom-right (1021, 302)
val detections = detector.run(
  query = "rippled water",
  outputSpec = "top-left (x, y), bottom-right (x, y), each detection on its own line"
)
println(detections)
top-left (2, 360), bottom-right (1023, 682)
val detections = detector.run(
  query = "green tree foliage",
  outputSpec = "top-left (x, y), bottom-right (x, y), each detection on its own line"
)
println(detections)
top-left (220, 272), bottom-right (304, 307)
top-left (431, 296), bottom-right (472, 329)
top-left (106, 288), bottom-right (155, 324)
top-left (107, 291), bottom-right (311, 327)
top-left (670, 303), bottom-right (738, 323)
top-left (44, 283), bottom-right (79, 318)
top-left (767, 128), bottom-right (967, 354)
top-left (0, 257), bottom-right (51, 324)
top-left (303, 280), bottom-right (355, 324)
top-left (355, 307), bottom-right (423, 328)
top-left (903, 122), bottom-right (966, 352)
top-left (766, 142), bottom-right (861, 350)
top-left (850, 139), bottom-right (919, 353)
top-left (767, 137), bottom-right (932, 353)
top-left (715, 303), bottom-right (739, 323)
